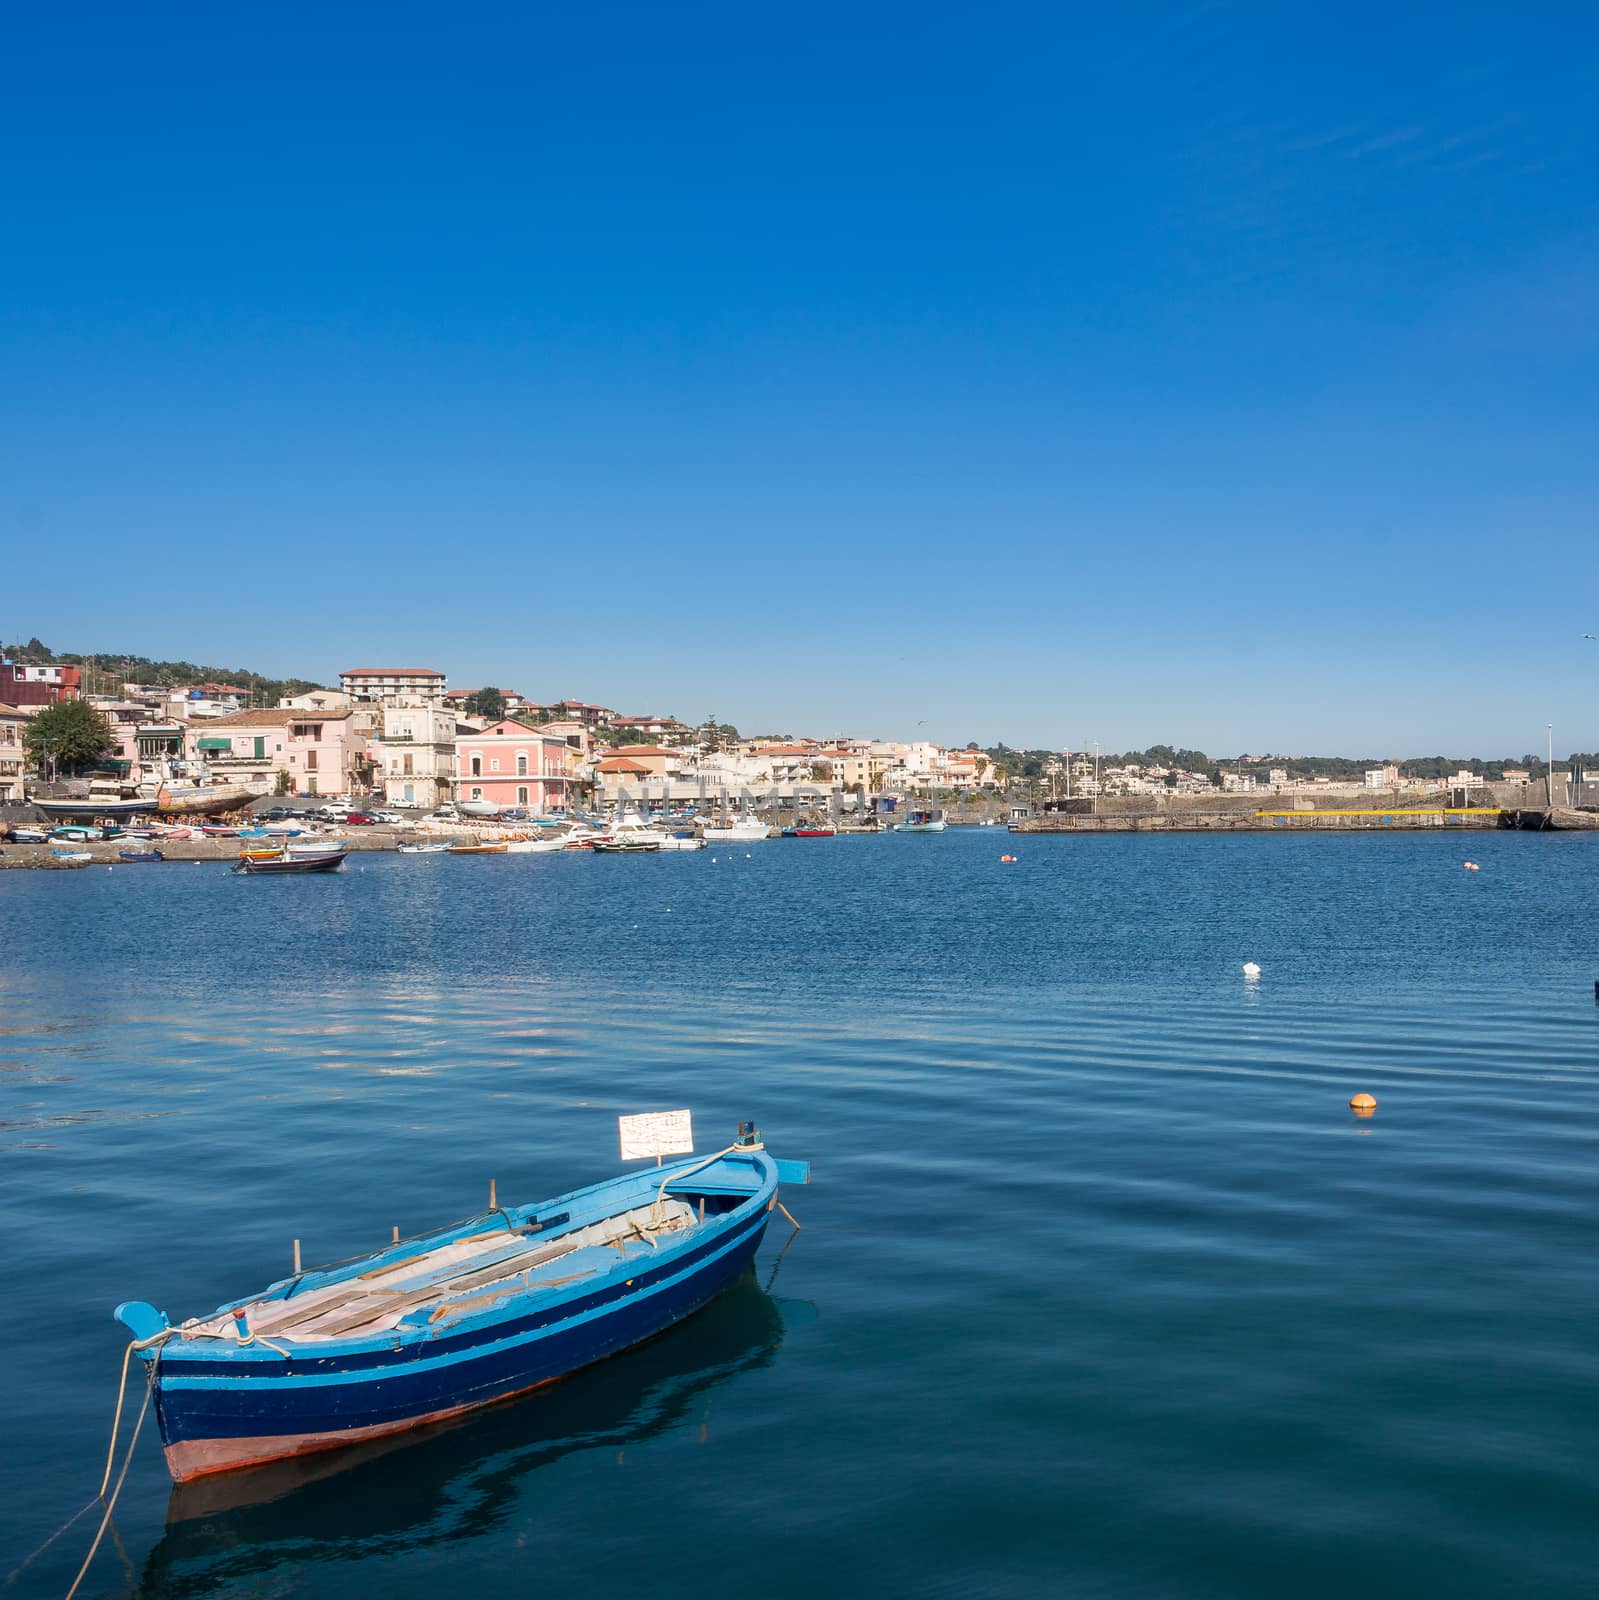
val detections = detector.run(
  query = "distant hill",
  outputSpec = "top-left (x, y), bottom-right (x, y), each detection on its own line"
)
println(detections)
top-left (2, 637), bottom-right (327, 705)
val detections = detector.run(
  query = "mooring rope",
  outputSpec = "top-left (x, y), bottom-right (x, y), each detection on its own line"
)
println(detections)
top-left (62, 1335), bottom-right (162, 1600)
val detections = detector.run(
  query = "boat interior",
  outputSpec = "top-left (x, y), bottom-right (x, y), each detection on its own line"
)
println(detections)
top-left (179, 1177), bottom-right (758, 1347)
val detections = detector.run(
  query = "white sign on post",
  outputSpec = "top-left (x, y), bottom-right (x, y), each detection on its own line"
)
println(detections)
top-left (619, 1109), bottom-right (694, 1163)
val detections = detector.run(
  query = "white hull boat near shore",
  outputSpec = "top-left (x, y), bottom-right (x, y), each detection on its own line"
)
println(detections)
top-left (701, 815), bottom-right (771, 842)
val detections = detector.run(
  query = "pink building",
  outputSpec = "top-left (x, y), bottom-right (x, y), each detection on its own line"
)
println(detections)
top-left (456, 719), bottom-right (572, 811)
top-left (196, 707), bottom-right (375, 796)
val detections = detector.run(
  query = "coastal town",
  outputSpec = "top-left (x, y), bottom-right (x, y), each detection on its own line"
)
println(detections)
top-left (2, 652), bottom-right (1590, 821)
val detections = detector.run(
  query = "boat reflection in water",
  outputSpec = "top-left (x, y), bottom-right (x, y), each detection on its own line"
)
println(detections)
top-left (137, 1271), bottom-right (813, 1597)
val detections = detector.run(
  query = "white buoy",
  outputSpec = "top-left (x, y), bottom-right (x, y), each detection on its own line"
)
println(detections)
top-left (1242, 962), bottom-right (1262, 977)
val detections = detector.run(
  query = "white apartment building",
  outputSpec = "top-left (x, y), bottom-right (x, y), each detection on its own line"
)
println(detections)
top-left (380, 703), bottom-right (459, 809)
top-left (340, 667), bottom-right (447, 706)
top-left (1364, 764), bottom-right (1401, 789)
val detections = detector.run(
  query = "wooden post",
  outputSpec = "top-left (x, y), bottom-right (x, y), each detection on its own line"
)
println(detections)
top-left (392, 1225), bottom-right (400, 1243)
top-left (293, 1238), bottom-right (302, 1273)
top-left (489, 1178), bottom-right (497, 1211)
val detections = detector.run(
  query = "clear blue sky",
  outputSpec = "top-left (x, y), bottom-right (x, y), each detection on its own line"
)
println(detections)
top-left (4, 3), bottom-right (1596, 757)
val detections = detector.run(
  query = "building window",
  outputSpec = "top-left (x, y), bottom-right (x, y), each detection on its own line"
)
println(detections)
top-left (490, 757), bottom-right (501, 772)
top-left (305, 751), bottom-right (317, 770)
top-left (471, 786), bottom-right (483, 800)
top-left (516, 754), bottom-right (528, 776)
top-left (470, 755), bottom-right (482, 777)
top-left (517, 786), bottom-right (529, 805)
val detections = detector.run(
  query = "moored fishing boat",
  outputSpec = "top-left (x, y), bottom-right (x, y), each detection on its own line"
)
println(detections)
top-left (701, 812), bottom-right (771, 842)
top-left (50, 848), bottom-right (92, 863)
top-left (780, 825), bottom-right (836, 838)
top-left (398, 839), bottom-right (454, 854)
top-left (233, 845), bottom-right (348, 874)
top-left (895, 809), bottom-right (947, 833)
top-left (118, 848), bottom-right (166, 863)
top-left (448, 840), bottom-right (507, 854)
top-left (112, 1123), bottom-right (809, 1482)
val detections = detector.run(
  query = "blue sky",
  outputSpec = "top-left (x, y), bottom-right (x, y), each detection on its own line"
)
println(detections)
top-left (3, 3), bottom-right (1596, 755)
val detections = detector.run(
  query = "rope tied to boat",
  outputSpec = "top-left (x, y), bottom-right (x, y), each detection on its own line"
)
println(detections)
top-left (58, 1329), bottom-right (169, 1600)
top-left (649, 1143), bottom-right (741, 1226)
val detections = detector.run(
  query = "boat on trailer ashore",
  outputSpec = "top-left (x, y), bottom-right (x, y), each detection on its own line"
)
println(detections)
top-left (114, 1123), bottom-right (808, 1482)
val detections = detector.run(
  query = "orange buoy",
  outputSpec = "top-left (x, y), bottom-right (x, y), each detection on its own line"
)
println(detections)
top-left (1000, 854), bottom-right (1016, 863)
top-left (1349, 1092), bottom-right (1377, 1115)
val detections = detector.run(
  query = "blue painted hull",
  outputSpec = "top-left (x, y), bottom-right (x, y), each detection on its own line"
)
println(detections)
top-left (121, 1150), bottom-right (795, 1480)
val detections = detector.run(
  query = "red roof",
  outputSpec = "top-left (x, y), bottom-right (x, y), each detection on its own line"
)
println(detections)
top-left (596, 756), bottom-right (650, 774)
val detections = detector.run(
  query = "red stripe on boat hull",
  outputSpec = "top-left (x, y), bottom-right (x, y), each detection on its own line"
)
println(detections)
top-left (163, 1375), bottom-right (560, 1482)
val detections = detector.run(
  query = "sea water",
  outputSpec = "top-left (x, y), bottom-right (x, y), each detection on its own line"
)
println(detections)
top-left (2, 828), bottom-right (1595, 1597)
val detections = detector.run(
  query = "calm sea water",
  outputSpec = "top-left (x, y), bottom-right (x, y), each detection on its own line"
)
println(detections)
top-left (2, 828), bottom-right (1596, 1598)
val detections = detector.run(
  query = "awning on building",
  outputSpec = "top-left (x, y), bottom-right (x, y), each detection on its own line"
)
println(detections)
top-left (196, 737), bottom-right (232, 751)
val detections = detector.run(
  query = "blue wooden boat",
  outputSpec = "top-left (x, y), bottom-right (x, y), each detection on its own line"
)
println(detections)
top-left (114, 1125), bottom-right (808, 1482)
top-left (118, 848), bottom-right (165, 863)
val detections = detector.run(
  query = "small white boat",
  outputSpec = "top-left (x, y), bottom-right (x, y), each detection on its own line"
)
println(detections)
top-left (701, 813), bottom-right (771, 842)
top-left (287, 838), bottom-right (349, 858)
top-left (658, 835), bottom-right (706, 851)
top-left (398, 840), bottom-right (454, 854)
top-left (895, 809), bottom-right (947, 834)
top-left (458, 799), bottom-right (501, 819)
top-left (590, 809), bottom-right (671, 853)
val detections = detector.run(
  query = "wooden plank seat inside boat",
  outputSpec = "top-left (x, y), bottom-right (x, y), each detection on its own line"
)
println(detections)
top-left (190, 1200), bottom-right (699, 1344)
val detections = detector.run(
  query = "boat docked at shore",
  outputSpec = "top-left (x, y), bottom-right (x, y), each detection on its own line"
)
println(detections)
top-left (398, 839), bottom-right (455, 854)
top-left (448, 840), bottom-right (507, 854)
top-left (156, 784), bottom-right (262, 818)
top-left (780, 825), bottom-right (836, 838)
top-left (701, 813), bottom-right (771, 842)
top-left (895, 809), bottom-right (947, 834)
top-left (33, 794), bottom-right (149, 822)
top-left (118, 848), bottom-right (166, 863)
top-left (112, 1123), bottom-right (809, 1482)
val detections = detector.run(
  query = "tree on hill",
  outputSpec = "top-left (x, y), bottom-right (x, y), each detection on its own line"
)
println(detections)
top-left (23, 700), bottom-right (114, 776)
top-left (464, 687), bottom-right (507, 721)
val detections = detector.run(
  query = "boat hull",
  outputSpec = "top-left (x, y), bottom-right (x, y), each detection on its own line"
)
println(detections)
top-left (233, 849), bottom-right (347, 873)
top-left (153, 1205), bottom-right (769, 1481)
top-left (34, 797), bottom-right (148, 820)
top-left (156, 785), bottom-right (261, 817)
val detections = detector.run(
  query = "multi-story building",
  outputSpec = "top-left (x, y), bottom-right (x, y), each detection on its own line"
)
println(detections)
top-left (193, 708), bottom-right (374, 796)
top-left (339, 667), bottom-right (447, 706)
top-left (614, 714), bottom-right (694, 745)
top-left (456, 719), bottom-right (572, 812)
top-left (0, 662), bottom-right (79, 708)
top-left (0, 702), bottom-right (25, 798)
top-left (1364, 764), bottom-right (1401, 790)
top-left (168, 684), bottom-right (247, 719)
top-left (548, 700), bottom-right (615, 729)
top-left (279, 689), bottom-right (352, 712)
top-left (379, 703), bottom-right (459, 809)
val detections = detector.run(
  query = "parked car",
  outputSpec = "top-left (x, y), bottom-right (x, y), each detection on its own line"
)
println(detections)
top-left (344, 812), bottom-right (378, 826)
top-left (367, 810), bottom-right (404, 825)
